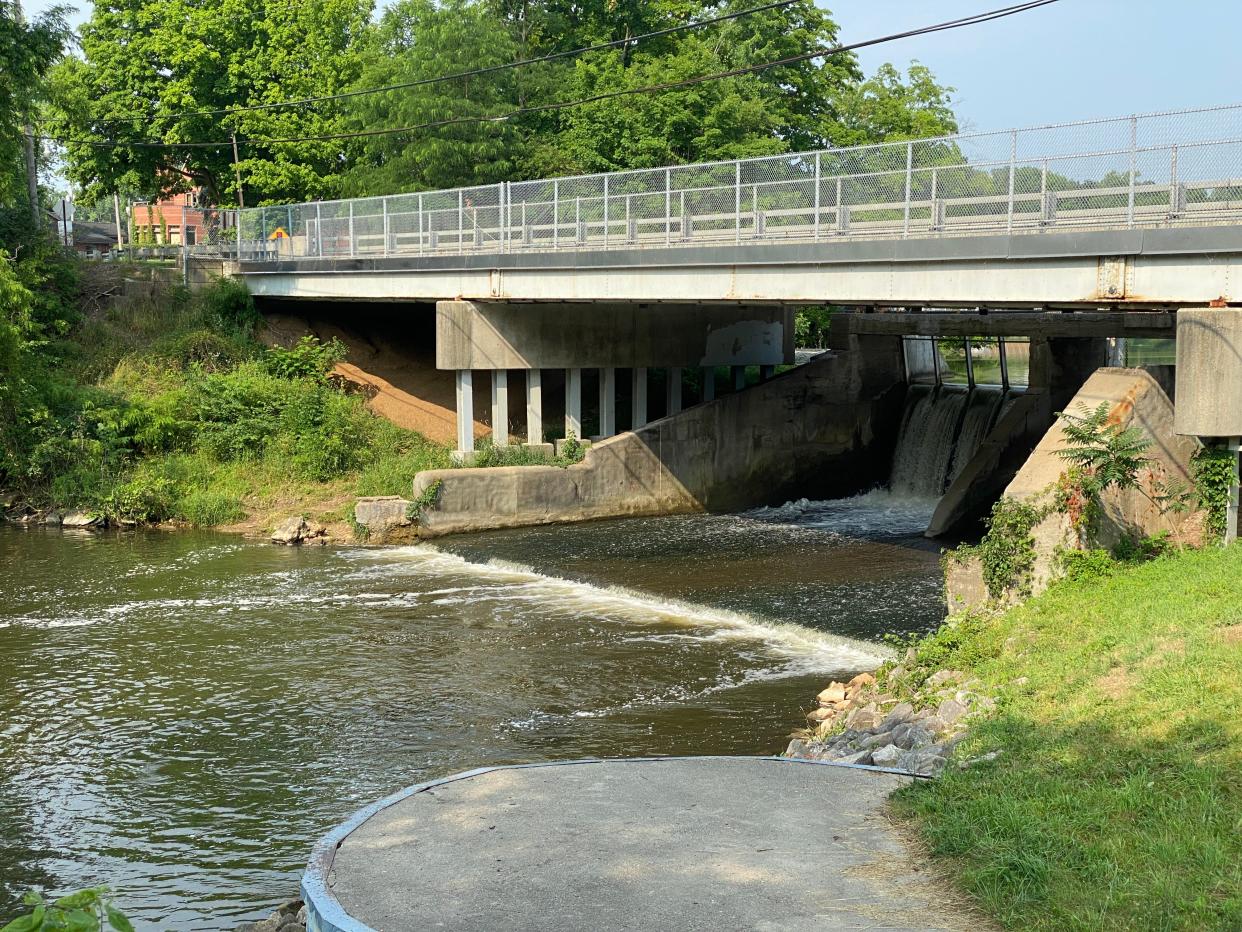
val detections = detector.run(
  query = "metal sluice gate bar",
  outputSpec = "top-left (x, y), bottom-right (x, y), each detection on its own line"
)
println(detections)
top-left (185, 102), bottom-right (1242, 263)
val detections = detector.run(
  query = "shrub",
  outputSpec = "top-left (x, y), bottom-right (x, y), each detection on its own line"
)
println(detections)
top-left (263, 335), bottom-right (346, 381)
top-left (197, 276), bottom-right (258, 331)
top-left (106, 473), bottom-right (180, 523)
top-left (950, 497), bottom-right (1047, 601)
top-left (1191, 445), bottom-right (1236, 542)
top-left (2, 886), bottom-right (134, 932)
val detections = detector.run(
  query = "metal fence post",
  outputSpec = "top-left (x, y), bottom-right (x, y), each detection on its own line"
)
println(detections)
top-left (261, 206), bottom-right (268, 257)
top-left (1006, 129), bottom-right (1017, 233)
top-left (813, 152), bottom-right (821, 240)
top-left (180, 205), bottom-right (188, 284)
top-left (315, 202), bottom-right (322, 257)
top-left (348, 202), bottom-right (355, 257)
top-left (665, 168), bottom-right (671, 245)
top-left (418, 193), bottom-right (424, 255)
top-left (235, 209), bottom-right (241, 265)
top-left (903, 141), bottom-right (913, 235)
top-left (457, 190), bottom-right (464, 254)
top-left (1169, 145), bottom-right (1181, 216)
top-left (1127, 115), bottom-right (1138, 227)
top-left (286, 205), bottom-right (293, 254)
top-left (734, 161), bottom-right (741, 244)
top-left (603, 175), bottom-right (609, 247)
top-left (553, 179), bottom-right (559, 248)
top-left (382, 197), bottom-right (389, 256)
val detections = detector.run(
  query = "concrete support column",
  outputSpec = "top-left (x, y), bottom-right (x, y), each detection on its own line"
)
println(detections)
top-left (731, 365), bottom-right (746, 391)
top-left (666, 367), bottom-right (682, 415)
top-left (491, 370), bottom-right (509, 446)
top-left (454, 369), bottom-right (474, 457)
top-left (759, 364), bottom-right (775, 382)
top-left (525, 369), bottom-right (543, 444)
top-left (565, 367), bottom-right (583, 438)
top-left (1228, 438), bottom-right (1241, 546)
top-left (632, 367), bottom-right (648, 429)
top-left (598, 367), bottom-right (616, 438)
top-left (702, 367), bottom-right (715, 402)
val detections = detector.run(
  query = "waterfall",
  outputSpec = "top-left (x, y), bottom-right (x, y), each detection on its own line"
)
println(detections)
top-left (947, 387), bottom-right (1007, 484)
top-left (889, 384), bottom-right (1011, 498)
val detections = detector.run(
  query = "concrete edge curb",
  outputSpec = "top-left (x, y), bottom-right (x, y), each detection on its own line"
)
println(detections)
top-left (300, 754), bottom-right (925, 932)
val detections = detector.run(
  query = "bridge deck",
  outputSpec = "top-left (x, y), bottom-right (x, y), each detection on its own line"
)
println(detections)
top-left (303, 756), bottom-right (983, 932)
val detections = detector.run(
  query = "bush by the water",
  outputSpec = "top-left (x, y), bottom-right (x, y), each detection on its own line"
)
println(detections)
top-left (0, 259), bottom-right (452, 526)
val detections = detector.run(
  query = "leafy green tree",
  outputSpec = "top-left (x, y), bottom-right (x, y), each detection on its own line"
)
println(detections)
top-left (343, 0), bottom-right (521, 195)
top-left (47, 0), bottom-right (373, 206)
top-left (830, 62), bottom-right (958, 146)
top-left (0, 4), bottom-right (69, 241)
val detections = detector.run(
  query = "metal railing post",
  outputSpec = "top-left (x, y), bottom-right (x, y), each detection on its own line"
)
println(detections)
top-left (813, 152), bottom-right (821, 240)
top-left (734, 161), bottom-right (741, 244)
top-left (1170, 145), bottom-right (1181, 217)
top-left (903, 141), bottom-right (913, 235)
top-left (1127, 115), bottom-right (1138, 227)
top-left (418, 193), bottom-right (424, 255)
top-left (457, 190), bottom-right (464, 254)
top-left (552, 180), bottom-right (559, 248)
top-left (1006, 129), bottom-right (1017, 233)
top-left (665, 168), bottom-right (671, 245)
top-left (603, 175), bottom-right (609, 247)
top-left (261, 206), bottom-right (268, 257)
top-left (236, 209), bottom-right (242, 265)
top-left (315, 203), bottom-right (322, 256)
top-left (347, 202), bottom-right (354, 257)
top-left (382, 197), bottom-right (389, 256)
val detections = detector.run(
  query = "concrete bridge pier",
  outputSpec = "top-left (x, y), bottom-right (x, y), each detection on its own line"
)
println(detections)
top-left (632, 368), bottom-right (648, 429)
top-left (597, 367), bottom-right (616, 439)
top-left (436, 300), bottom-right (793, 459)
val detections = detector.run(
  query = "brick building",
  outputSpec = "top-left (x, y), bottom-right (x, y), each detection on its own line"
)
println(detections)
top-left (131, 190), bottom-right (208, 245)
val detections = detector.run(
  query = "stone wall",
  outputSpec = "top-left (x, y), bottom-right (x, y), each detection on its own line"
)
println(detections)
top-left (411, 335), bottom-right (906, 536)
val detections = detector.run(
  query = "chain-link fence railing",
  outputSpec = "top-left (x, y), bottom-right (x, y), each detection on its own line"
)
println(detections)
top-left (225, 102), bottom-right (1242, 263)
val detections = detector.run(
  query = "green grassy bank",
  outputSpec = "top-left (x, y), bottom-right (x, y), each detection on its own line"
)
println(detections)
top-left (0, 257), bottom-right (461, 533)
top-left (892, 545), bottom-right (1242, 929)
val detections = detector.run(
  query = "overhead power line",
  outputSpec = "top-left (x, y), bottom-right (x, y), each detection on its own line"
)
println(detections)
top-left (44, 0), bottom-right (1060, 152)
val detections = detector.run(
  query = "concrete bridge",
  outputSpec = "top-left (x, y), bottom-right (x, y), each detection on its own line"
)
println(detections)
top-left (192, 103), bottom-right (1242, 463)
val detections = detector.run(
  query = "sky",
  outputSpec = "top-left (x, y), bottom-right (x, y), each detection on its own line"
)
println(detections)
top-left (21, 0), bottom-right (1242, 135)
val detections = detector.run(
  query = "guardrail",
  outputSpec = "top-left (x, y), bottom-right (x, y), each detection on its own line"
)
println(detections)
top-left (187, 102), bottom-right (1242, 263)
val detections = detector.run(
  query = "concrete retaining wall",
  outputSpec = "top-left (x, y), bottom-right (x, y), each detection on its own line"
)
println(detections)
top-left (946, 367), bottom-right (1204, 609)
top-left (412, 335), bottom-right (906, 536)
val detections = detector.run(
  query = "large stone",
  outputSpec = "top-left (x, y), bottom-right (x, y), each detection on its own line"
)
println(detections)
top-left (937, 698), bottom-right (969, 727)
top-left (817, 683), bottom-right (847, 705)
top-left (859, 730), bottom-right (895, 750)
top-left (845, 703), bottom-right (882, 732)
top-left (354, 496), bottom-right (418, 541)
top-left (271, 516), bottom-right (309, 545)
top-left (892, 724), bottom-right (935, 751)
top-left (846, 672), bottom-right (876, 693)
top-left (62, 511), bottom-right (102, 528)
top-left (869, 744), bottom-right (904, 768)
top-left (806, 707), bottom-right (835, 723)
top-left (879, 701), bottom-right (914, 731)
top-left (833, 749), bottom-right (872, 766)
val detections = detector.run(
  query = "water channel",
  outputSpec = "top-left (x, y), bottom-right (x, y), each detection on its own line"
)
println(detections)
top-left (0, 493), bottom-right (942, 928)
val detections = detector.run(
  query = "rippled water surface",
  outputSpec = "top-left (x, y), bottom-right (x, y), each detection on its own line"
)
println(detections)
top-left (0, 493), bottom-right (941, 928)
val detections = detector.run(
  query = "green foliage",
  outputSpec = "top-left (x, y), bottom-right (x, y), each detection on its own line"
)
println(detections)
top-left (1055, 401), bottom-right (1153, 495)
top-left (263, 335), bottom-right (346, 381)
top-left (1112, 531), bottom-right (1171, 562)
top-left (1057, 548), bottom-right (1117, 584)
top-left (558, 431), bottom-right (585, 465)
top-left (951, 497), bottom-right (1048, 601)
top-left (47, 0), bottom-right (372, 205)
top-left (197, 277), bottom-right (259, 332)
top-left (1191, 445), bottom-right (1236, 542)
top-left (406, 478), bottom-right (443, 520)
top-left (2, 888), bottom-right (134, 932)
top-left (893, 544), bottom-right (1242, 930)
top-left (0, 5), bottom-right (69, 214)
top-left (794, 306), bottom-right (835, 348)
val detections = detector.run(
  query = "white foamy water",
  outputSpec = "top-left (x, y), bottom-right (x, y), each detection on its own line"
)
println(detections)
top-left (345, 544), bottom-right (890, 672)
top-left (745, 489), bottom-right (938, 538)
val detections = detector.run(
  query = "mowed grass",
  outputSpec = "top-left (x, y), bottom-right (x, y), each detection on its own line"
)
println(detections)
top-left (892, 545), bottom-right (1242, 930)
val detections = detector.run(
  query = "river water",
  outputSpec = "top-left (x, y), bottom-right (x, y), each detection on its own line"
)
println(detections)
top-left (0, 493), bottom-right (941, 928)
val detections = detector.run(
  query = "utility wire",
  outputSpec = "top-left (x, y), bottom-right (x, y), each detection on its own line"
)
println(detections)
top-left (98, 0), bottom-right (803, 125)
top-left (44, 0), bottom-right (1060, 151)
